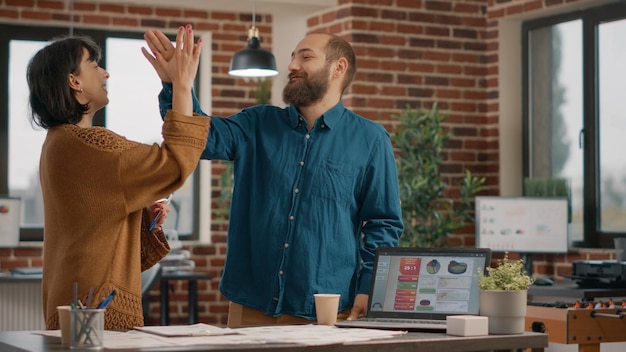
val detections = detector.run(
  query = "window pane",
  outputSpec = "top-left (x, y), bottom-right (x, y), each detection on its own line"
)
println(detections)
top-left (598, 18), bottom-right (626, 232)
top-left (9, 40), bottom-right (48, 226)
top-left (528, 20), bottom-right (583, 243)
top-left (9, 37), bottom-right (198, 238)
top-left (105, 38), bottom-right (196, 237)
top-left (105, 38), bottom-right (163, 144)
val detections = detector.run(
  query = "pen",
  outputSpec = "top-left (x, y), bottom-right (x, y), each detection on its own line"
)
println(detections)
top-left (148, 194), bottom-right (173, 231)
top-left (73, 281), bottom-right (78, 308)
top-left (96, 289), bottom-right (117, 309)
top-left (85, 287), bottom-right (95, 308)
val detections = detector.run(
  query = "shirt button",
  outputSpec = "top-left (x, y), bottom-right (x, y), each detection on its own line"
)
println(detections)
top-left (289, 215), bottom-right (294, 221)
top-left (284, 243), bottom-right (289, 248)
top-left (294, 188), bottom-right (299, 193)
top-left (299, 161), bottom-right (304, 166)
top-left (306, 134), bottom-right (311, 139)
top-left (321, 124), bottom-right (326, 128)
top-left (273, 297), bottom-right (279, 302)
top-left (279, 270), bottom-right (284, 275)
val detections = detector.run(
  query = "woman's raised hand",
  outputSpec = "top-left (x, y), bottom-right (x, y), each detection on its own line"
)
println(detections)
top-left (142, 29), bottom-right (175, 82)
top-left (157, 24), bottom-right (201, 91)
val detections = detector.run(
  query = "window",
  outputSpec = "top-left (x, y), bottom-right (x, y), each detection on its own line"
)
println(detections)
top-left (523, 2), bottom-right (626, 248)
top-left (0, 24), bottom-right (208, 242)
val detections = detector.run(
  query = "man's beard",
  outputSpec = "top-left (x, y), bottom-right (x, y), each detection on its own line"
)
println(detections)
top-left (282, 63), bottom-right (330, 107)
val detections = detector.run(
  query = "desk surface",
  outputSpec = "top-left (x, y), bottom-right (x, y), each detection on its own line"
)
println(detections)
top-left (0, 269), bottom-right (214, 282)
top-left (160, 270), bottom-right (213, 281)
top-left (0, 330), bottom-right (547, 352)
top-left (0, 272), bottom-right (42, 282)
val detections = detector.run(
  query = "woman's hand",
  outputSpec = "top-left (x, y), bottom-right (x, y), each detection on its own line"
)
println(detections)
top-left (142, 29), bottom-right (176, 82)
top-left (146, 199), bottom-right (171, 232)
top-left (161, 25), bottom-right (201, 88)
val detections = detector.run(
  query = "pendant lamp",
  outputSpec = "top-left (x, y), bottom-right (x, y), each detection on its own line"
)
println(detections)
top-left (228, 0), bottom-right (278, 78)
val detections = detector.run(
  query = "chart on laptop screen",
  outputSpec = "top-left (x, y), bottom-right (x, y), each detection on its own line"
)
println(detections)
top-left (369, 254), bottom-right (484, 315)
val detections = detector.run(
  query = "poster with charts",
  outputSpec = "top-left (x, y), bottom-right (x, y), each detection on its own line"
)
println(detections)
top-left (475, 196), bottom-right (568, 253)
top-left (0, 197), bottom-right (21, 248)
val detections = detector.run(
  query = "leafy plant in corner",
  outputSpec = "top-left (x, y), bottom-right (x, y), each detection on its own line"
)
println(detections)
top-left (392, 103), bottom-right (485, 248)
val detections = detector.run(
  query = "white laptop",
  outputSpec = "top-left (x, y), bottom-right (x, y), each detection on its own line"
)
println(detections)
top-left (335, 247), bottom-right (491, 331)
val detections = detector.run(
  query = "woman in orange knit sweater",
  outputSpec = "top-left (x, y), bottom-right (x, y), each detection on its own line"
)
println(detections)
top-left (27, 25), bottom-right (209, 330)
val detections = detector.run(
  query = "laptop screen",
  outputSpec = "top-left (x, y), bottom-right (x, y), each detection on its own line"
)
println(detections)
top-left (367, 247), bottom-right (491, 320)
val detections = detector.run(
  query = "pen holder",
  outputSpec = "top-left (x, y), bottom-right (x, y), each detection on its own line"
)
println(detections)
top-left (70, 308), bottom-right (105, 350)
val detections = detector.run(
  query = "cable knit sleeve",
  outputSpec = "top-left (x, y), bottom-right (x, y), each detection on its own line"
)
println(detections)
top-left (140, 208), bottom-right (171, 271)
top-left (119, 110), bottom-right (210, 213)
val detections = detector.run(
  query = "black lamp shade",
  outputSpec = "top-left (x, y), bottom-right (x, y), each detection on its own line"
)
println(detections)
top-left (229, 37), bottom-right (278, 78)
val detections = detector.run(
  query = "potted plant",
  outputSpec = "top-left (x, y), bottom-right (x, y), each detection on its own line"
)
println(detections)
top-left (391, 103), bottom-right (485, 248)
top-left (477, 253), bottom-right (534, 334)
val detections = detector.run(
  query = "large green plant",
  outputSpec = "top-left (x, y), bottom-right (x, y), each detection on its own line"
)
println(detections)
top-left (392, 104), bottom-right (485, 248)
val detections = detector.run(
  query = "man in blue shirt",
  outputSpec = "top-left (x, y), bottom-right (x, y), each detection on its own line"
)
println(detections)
top-left (143, 31), bottom-right (404, 325)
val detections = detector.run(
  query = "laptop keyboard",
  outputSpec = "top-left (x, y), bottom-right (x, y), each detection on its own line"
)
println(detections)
top-left (361, 318), bottom-right (446, 325)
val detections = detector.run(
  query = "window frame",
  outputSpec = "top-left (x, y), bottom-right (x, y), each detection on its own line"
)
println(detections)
top-left (522, 2), bottom-right (626, 248)
top-left (0, 24), bottom-right (204, 242)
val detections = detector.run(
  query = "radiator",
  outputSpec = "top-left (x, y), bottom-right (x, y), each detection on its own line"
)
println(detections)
top-left (0, 280), bottom-right (46, 331)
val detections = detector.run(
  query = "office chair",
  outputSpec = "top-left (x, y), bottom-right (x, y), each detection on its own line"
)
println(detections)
top-left (140, 263), bottom-right (162, 322)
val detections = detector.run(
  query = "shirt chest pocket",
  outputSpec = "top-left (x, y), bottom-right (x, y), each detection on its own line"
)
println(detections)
top-left (310, 159), bottom-right (355, 201)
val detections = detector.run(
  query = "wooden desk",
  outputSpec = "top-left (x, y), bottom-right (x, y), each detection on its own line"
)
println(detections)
top-left (0, 330), bottom-right (548, 352)
top-left (159, 270), bottom-right (212, 325)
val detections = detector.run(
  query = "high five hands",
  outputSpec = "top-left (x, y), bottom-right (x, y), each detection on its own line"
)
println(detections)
top-left (142, 27), bottom-right (183, 83)
top-left (142, 24), bottom-right (201, 116)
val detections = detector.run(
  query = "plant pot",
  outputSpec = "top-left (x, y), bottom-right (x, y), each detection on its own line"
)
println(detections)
top-left (479, 290), bottom-right (527, 334)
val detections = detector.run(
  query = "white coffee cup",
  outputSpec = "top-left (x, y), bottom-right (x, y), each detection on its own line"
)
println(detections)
top-left (314, 293), bottom-right (341, 326)
top-left (57, 305), bottom-right (71, 345)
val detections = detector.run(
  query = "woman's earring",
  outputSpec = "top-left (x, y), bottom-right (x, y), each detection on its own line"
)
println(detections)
top-left (79, 88), bottom-right (83, 93)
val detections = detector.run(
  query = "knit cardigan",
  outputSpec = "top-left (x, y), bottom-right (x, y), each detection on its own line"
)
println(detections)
top-left (41, 110), bottom-right (210, 330)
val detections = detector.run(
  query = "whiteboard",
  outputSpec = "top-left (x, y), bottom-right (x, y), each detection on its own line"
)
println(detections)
top-left (475, 196), bottom-right (568, 253)
top-left (0, 197), bottom-right (21, 248)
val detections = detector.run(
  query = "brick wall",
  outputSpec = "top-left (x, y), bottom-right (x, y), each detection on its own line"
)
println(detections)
top-left (0, 0), bottom-right (620, 326)
top-left (307, 0), bottom-right (617, 275)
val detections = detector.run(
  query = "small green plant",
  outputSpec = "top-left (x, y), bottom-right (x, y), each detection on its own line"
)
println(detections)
top-left (478, 253), bottom-right (534, 291)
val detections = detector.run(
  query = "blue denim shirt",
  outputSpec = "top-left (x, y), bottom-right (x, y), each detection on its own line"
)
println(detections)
top-left (159, 83), bottom-right (403, 319)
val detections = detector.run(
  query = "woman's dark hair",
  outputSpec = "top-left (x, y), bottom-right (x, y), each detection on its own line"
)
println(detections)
top-left (27, 35), bottom-right (101, 129)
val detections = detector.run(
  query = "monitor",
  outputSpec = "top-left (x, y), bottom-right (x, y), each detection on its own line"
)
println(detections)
top-left (475, 196), bottom-right (569, 254)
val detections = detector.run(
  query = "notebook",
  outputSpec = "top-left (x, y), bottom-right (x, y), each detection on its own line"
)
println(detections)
top-left (335, 247), bottom-right (491, 331)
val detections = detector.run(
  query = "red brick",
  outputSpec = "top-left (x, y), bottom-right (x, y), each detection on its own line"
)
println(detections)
top-left (112, 18), bottom-right (137, 27)
top-left (0, 9), bottom-right (19, 18)
top-left (99, 4), bottom-right (124, 13)
top-left (155, 8), bottom-right (181, 17)
top-left (37, 0), bottom-right (64, 10)
top-left (6, 0), bottom-right (35, 6)
top-left (128, 6), bottom-right (152, 15)
top-left (73, 1), bottom-right (96, 11)
top-left (22, 10), bottom-right (51, 20)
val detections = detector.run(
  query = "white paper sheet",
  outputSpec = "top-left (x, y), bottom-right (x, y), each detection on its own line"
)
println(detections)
top-left (33, 324), bottom-right (407, 349)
